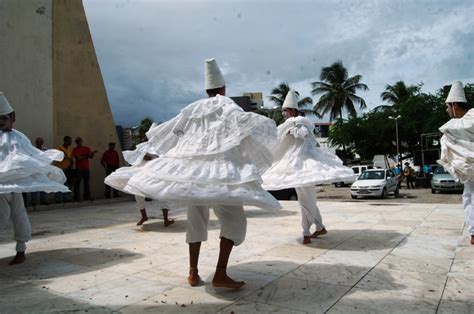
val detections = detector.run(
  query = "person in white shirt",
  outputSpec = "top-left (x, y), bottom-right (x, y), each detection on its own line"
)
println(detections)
top-left (0, 93), bottom-right (68, 265)
top-left (263, 91), bottom-right (354, 244)
top-left (438, 81), bottom-right (474, 245)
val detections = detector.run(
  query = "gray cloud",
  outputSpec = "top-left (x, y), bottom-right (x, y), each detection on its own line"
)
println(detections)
top-left (84, 0), bottom-right (474, 126)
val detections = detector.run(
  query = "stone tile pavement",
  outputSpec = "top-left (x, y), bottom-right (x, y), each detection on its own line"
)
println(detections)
top-left (0, 198), bottom-right (472, 313)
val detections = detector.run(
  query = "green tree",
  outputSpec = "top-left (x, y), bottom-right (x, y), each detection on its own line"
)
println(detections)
top-left (132, 117), bottom-right (154, 148)
top-left (380, 81), bottom-right (422, 105)
top-left (311, 61), bottom-right (368, 120)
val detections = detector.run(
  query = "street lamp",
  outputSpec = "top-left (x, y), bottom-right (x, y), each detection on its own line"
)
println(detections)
top-left (388, 115), bottom-right (401, 164)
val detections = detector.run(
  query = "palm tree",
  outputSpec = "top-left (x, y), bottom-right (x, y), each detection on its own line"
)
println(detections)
top-left (380, 81), bottom-right (421, 105)
top-left (311, 61), bottom-right (368, 120)
top-left (268, 82), bottom-right (313, 109)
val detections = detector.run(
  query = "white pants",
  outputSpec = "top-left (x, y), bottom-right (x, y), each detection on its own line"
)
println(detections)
top-left (134, 195), bottom-right (169, 211)
top-left (0, 193), bottom-right (32, 252)
top-left (463, 181), bottom-right (474, 235)
top-left (186, 205), bottom-right (247, 246)
top-left (295, 186), bottom-right (325, 236)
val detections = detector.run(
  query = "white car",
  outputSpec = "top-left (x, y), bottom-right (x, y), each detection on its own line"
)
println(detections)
top-left (350, 169), bottom-right (399, 199)
top-left (334, 165), bottom-right (377, 187)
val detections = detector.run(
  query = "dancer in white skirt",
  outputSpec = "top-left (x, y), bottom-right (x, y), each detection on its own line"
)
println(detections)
top-left (262, 91), bottom-right (355, 244)
top-left (437, 81), bottom-right (474, 245)
top-left (104, 142), bottom-right (175, 227)
top-left (0, 93), bottom-right (69, 265)
top-left (121, 59), bottom-right (280, 288)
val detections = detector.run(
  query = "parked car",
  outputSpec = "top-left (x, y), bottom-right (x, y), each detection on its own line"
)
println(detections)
top-left (350, 169), bottom-right (399, 199)
top-left (431, 166), bottom-right (463, 193)
top-left (334, 165), bottom-right (376, 187)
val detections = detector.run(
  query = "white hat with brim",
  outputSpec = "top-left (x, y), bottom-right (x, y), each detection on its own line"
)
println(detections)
top-left (282, 90), bottom-right (299, 109)
top-left (0, 92), bottom-right (14, 115)
top-left (446, 80), bottom-right (467, 103)
top-left (205, 58), bottom-right (225, 90)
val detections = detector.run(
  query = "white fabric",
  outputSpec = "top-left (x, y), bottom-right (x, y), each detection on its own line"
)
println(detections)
top-left (105, 141), bottom-right (159, 193)
top-left (463, 181), bottom-right (474, 235)
top-left (446, 81), bottom-right (467, 103)
top-left (438, 109), bottom-right (474, 183)
top-left (295, 186), bottom-right (324, 236)
top-left (186, 205), bottom-right (247, 246)
top-left (134, 195), bottom-right (170, 211)
top-left (121, 95), bottom-right (281, 210)
top-left (0, 130), bottom-right (68, 193)
top-left (0, 193), bottom-right (31, 252)
top-left (204, 58), bottom-right (225, 90)
top-left (282, 90), bottom-right (299, 109)
top-left (262, 116), bottom-right (355, 190)
top-left (0, 92), bottom-right (13, 115)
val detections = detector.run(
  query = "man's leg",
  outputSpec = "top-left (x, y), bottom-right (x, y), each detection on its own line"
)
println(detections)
top-left (462, 181), bottom-right (474, 245)
top-left (161, 208), bottom-right (175, 227)
top-left (8, 193), bottom-right (31, 265)
top-left (295, 186), bottom-right (314, 244)
top-left (105, 166), bottom-right (113, 198)
top-left (135, 196), bottom-right (148, 226)
top-left (73, 170), bottom-right (83, 202)
top-left (0, 194), bottom-right (14, 263)
top-left (83, 170), bottom-right (91, 201)
top-left (212, 205), bottom-right (246, 289)
top-left (111, 167), bottom-right (120, 197)
top-left (186, 206), bottom-right (209, 286)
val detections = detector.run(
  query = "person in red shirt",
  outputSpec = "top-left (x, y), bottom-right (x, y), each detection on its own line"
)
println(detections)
top-left (101, 142), bottom-right (120, 198)
top-left (73, 137), bottom-right (97, 201)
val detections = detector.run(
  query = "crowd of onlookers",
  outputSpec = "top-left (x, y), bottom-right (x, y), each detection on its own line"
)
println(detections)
top-left (23, 136), bottom-right (121, 206)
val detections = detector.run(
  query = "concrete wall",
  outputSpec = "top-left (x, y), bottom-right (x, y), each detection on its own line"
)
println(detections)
top-left (0, 0), bottom-right (123, 200)
top-left (53, 0), bottom-right (123, 199)
top-left (0, 0), bottom-right (54, 147)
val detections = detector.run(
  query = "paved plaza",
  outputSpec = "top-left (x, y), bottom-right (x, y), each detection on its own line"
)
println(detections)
top-left (0, 196), bottom-right (473, 313)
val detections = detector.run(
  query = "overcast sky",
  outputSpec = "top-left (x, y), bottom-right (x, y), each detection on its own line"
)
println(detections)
top-left (83, 0), bottom-right (474, 127)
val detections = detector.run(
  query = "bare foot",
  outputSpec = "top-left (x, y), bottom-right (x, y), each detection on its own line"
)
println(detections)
top-left (9, 252), bottom-right (25, 265)
top-left (310, 228), bottom-right (327, 238)
top-left (470, 235), bottom-right (474, 245)
top-left (136, 217), bottom-right (148, 226)
top-left (188, 268), bottom-right (201, 287)
top-left (303, 236), bottom-right (311, 244)
top-left (212, 272), bottom-right (245, 289)
top-left (164, 218), bottom-right (175, 227)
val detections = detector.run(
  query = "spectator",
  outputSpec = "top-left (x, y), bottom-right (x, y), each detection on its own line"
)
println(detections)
top-left (31, 137), bottom-right (49, 205)
top-left (423, 164), bottom-right (433, 188)
top-left (403, 162), bottom-right (415, 189)
top-left (393, 164), bottom-right (403, 189)
top-left (54, 136), bottom-right (75, 203)
top-left (73, 137), bottom-right (97, 201)
top-left (101, 142), bottom-right (120, 198)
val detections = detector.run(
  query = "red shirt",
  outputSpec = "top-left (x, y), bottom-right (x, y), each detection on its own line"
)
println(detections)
top-left (101, 149), bottom-right (120, 167)
top-left (73, 146), bottom-right (92, 170)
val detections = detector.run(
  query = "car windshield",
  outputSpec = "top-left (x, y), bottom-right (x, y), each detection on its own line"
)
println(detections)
top-left (358, 171), bottom-right (385, 180)
top-left (434, 166), bottom-right (449, 174)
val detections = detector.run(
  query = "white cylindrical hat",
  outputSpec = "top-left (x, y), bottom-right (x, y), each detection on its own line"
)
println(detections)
top-left (205, 58), bottom-right (225, 90)
top-left (0, 92), bottom-right (14, 115)
top-left (282, 90), bottom-right (299, 109)
top-left (446, 80), bottom-right (467, 103)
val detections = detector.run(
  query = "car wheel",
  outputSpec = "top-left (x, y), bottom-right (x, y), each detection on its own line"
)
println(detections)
top-left (431, 188), bottom-right (436, 194)
top-left (334, 182), bottom-right (342, 187)
top-left (381, 188), bottom-right (387, 199)
top-left (351, 195), bottom-right (357, 199)
top-left (394, 186), bottom-right (399, 197)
